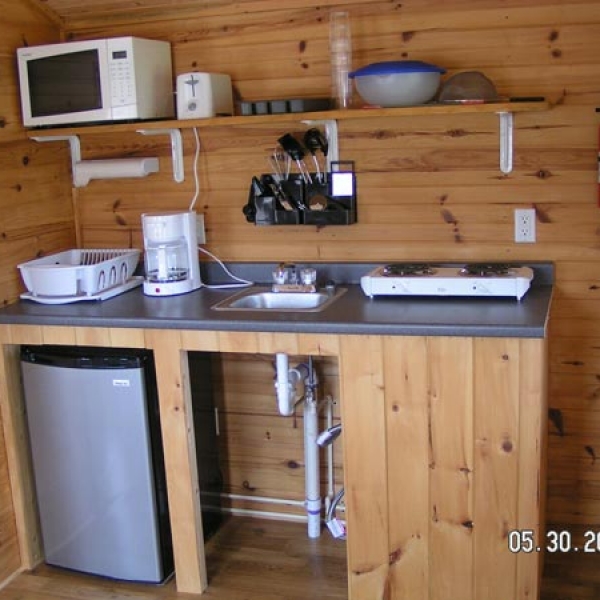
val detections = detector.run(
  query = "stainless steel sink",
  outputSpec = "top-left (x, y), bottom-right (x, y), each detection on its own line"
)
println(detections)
top-left (211, 286), bottom-right (347, 312)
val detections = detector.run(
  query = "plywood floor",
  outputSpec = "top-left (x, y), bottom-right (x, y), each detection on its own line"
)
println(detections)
top-left (0, 516), bottom-right (596, 600)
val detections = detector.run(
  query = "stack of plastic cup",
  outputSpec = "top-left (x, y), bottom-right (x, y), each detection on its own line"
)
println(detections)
top-left (329, 11), bottom-right (353, 109)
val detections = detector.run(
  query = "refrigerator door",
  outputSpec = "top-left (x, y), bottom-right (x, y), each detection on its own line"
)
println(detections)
top-left (21, 358), bottom-right (165, 582)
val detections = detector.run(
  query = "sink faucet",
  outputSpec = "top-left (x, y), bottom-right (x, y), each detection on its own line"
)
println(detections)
top-left (272, 263), bottom-right (317, 293)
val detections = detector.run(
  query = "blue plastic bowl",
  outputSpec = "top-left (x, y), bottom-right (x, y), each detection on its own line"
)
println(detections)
top-left (349, 60), bottom-right (446, 107)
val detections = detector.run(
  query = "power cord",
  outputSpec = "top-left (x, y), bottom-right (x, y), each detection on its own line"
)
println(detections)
top-left (186, 127), bottom-right (253, 290)
top-left (198, 246), bottom-right (253, 289)
top-left (188, 127), bottom-right (201, 211)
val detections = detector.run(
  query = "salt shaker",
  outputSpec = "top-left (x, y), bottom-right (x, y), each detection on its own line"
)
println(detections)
top-left (329, 11), bottom-right (353, 109)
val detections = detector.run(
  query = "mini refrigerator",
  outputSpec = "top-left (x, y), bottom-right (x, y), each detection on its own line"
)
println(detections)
top-left (20, 345), bottom-right (174, 583)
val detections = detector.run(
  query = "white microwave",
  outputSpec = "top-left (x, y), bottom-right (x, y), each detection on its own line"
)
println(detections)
top-left (17, 37), bottom-right (175, 127)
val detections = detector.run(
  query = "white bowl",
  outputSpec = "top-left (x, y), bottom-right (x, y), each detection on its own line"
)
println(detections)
top-left (349, 60), bottom-right (445, 107)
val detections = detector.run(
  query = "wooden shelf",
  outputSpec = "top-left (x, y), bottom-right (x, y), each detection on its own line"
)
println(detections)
top-left (28, 99), bottom-right (549, 179)
top-left (26, 100), bottom-right (549, 138)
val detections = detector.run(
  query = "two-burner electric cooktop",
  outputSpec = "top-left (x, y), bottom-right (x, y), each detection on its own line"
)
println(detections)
top-left (360, 263), bottom-right (534, 301)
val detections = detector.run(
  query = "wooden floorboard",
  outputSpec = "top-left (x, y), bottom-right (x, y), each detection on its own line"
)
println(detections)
top-left (0, 516), bottom-right (348, 600)
top-left (0, 516), bottom-right (598, 600)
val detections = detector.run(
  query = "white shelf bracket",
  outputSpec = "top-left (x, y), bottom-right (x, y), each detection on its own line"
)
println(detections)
top-left (137, 128), bottom-right (184, 183)
top-left (497, 111), bottom-right (514, 174)
top-left (31, 134), bottom-right (82, 178)
top-left (301, 118), bottom-right (339, 171)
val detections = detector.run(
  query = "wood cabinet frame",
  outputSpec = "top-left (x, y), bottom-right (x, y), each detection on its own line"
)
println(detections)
top-left (0, 324), bottom-right (547, 599)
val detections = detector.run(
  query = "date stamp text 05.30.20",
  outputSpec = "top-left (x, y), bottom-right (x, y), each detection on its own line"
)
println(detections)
top-left (508, 529), bottom-right (600, 554)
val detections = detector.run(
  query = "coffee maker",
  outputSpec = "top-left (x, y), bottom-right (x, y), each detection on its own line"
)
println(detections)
top-left (142, 211), bottom-right (201, 296)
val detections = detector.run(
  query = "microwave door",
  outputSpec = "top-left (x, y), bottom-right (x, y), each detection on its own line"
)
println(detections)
top-left (20, 45), bottom-right (112, 126)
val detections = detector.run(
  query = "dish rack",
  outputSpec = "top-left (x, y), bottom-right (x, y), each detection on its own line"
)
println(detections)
top-left (19, 249), bottom-right (141, 298)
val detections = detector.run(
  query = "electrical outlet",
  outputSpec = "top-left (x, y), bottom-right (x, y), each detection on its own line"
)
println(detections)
top-left (514, 208), bottom-right (536, 243)
top-left (196, 213), bottom-right (206, 244)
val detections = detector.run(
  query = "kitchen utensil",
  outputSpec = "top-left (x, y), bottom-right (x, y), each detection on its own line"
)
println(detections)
top-left (271, 148), bottom-right (291, 180)
top-left (262, 174), bottom-right (295, 211)
top-left (438, 70), bottom-right (499, 104)
top-left (142, 211), bottom-right (201, 296)
top-left (18, 249), bottom-right (141, 298)
top-left (303, 128), bottom-right (329, 182)
top-left (277, 133), bottom-right (313, 183)
top-left (349, 60), bottom-right (445, 107)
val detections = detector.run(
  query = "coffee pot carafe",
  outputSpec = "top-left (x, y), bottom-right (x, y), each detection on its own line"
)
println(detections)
top-left (142, 211), bottom-right (201, 296)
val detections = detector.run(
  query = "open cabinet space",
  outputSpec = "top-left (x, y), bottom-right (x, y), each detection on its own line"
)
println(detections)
top-left (187, 350), bottom-right (348, 595)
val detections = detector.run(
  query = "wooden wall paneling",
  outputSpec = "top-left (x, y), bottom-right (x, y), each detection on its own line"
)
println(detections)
top-left (427, 336), bottom-right (474, 600)
top-left (1, 1), bottom-right (62, 142)
top-left (0, 0), bottom-right (69, 305)
top-left (4, 325), bottom-right (42, 346)
top-left (255, 332), bottom-right (301, 356)
top-left (217, 413), bottom-right (307, 499)
top-left (73, 327), bottom-right (112, 347)
top-left (472, 337), bottom-right (519, 600)
top-left (1, 232), bottom-right (73, 306)
top-left (516, 338), bottom-right (547, 599)
top-left (384, 336), bottom-right (429, 599)
top-left (8, 0), bottom-right (600, 531)
top-left (212, 353), bottom-right (343, 509)
top-left (39, 0), bottom-right (372, 31)
top-left (1, 155), bottom-right (74, 242)
top-left (338, 335), bottom-right (388, 600)
top-left (214, 354), bottom-right (311, 415)
top-left (76, 104), bottom-right (598, 264)
top-left (40, 326), bottom-right (77, 346)
top-left (0, 140), bottom-right (75, 304)
top-left (50, 0), bottom-right (594, 35)
top-left (179, 329), bottom-right (221, 352)
top-left (144, 328), bottom-right (206, 594)
top-left (383, 335), bottom-right (545, 599)
top-left (0, 444), bottom-right (20, 583)
top-left (0, 336), bottom-right (41, 572)
top-left (57, 2), bottom-right (600, 102)
top-left (216, 331), bottom-right (261, 354)
top-left (107, 327), bottom-right (146, 348)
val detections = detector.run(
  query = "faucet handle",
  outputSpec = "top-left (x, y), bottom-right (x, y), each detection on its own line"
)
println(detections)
top-left (273, 263), bottom-right (287, 284)
top-left (300, 268), bottom-right (317, 286)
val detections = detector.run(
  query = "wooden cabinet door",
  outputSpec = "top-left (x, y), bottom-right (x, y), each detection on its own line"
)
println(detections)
top-left (340, 336), bottom-right (547, 600)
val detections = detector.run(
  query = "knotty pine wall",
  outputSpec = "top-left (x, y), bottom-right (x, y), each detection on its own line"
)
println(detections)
top-left (0, 0), bottom-right (70, 583)
top-left (1, 0), bottom-right (599, 538)
top-left (209, 353), bottom-right (342, 517)
top-left (60, 1), bottom-right (600, 529)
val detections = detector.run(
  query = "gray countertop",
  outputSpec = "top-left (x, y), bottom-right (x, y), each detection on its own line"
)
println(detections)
top-left (0, 262), bottom-right (553, 338)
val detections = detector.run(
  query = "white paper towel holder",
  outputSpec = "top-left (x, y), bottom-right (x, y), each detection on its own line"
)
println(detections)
top-left (30, 133), bottom-right (182, 187)
top-left (72, 157), bottom-right (159, 187)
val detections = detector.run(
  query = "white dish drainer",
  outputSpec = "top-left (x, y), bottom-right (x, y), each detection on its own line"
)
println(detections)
top-left (18, 249), bottom-right (142, 302)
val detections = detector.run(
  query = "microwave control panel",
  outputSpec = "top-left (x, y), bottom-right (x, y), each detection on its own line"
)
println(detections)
top-left (108, 47), bottom-right (136, 106)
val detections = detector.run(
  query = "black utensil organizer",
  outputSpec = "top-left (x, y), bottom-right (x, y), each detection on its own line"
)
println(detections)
top-left (242, 161), bottom-right (357, 227)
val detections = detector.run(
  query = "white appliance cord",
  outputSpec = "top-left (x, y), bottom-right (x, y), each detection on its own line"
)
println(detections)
top-left (186, 127), bottom-right (253, 289)
top-left (198, 246), bottom-right (253, 289)
top-left (188, 127), bottom-right (201, 211)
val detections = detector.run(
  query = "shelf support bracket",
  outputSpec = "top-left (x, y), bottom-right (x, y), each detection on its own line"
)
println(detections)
top-left (497, 111), bottom-right (514, 174)
top-left (301, 118), bottom-right (339, 171)
top-left (137, 128), bottom-right (184, 183)
top-left (31, 134), bottom-right (82, 179)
